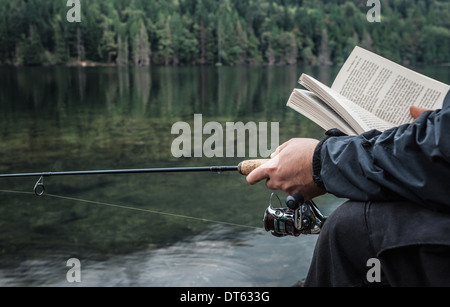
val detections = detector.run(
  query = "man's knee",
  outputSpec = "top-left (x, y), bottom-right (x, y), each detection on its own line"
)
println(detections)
top-left (305, 201), bottom-right (375, 286)
top-left (321, 200), bottom-right (367, 237)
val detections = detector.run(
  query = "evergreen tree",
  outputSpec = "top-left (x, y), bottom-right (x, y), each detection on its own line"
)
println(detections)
top-left (132, 20), bottom-right (150, 66)
top-left (116, 35), bottom-right (129, 66)
top-left (22, 25), bottom-right (44, 66)
top-left (99, 16), bottom-right (117, 63)
top-left (52, 16), bottom-right (68, 65)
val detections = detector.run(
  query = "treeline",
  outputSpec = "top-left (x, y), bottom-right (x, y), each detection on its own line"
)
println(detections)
top-left (0, 0), bottom-right (449, 67)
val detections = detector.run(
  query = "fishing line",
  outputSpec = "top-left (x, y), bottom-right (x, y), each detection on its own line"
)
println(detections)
top-left (0, 189), bottom-right (261, 230)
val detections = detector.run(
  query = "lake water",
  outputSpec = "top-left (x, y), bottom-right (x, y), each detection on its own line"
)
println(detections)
top-left (0, 65), bottom-right (448, 287)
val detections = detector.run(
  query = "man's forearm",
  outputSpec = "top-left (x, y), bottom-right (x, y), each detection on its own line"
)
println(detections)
top-left (316, 92), bottom-right (450, 212)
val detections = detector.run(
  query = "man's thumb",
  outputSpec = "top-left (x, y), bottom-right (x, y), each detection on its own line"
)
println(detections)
top-left (410, 106), bottom-right (431, 119)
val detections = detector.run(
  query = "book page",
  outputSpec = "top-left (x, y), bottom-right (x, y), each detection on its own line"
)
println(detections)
top-left (300, 74), bottom-right (395, 134)
top-left (332, 46), bottom-right (450, 126)
top-left (287, 89), bottom-right (357, 135)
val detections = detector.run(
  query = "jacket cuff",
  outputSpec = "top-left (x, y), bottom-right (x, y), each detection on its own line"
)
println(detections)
top-left (312, 129), bottom-right (348, 188)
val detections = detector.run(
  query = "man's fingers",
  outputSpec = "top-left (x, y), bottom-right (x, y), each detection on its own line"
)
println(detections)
top-left (264, 178), bottom-right (278, 191)
top-left (270, 146), bottom-right (281, 159)
top-left (270, 140), bottom-right (291, 158)
top-left (246, 166), bottom-right (268, 185)
top-left (410, 106), bottom-right (432, 119)
top-left (246, 158), bottom-right (277, 185)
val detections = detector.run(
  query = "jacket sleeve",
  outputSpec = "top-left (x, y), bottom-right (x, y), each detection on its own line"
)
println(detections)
top-left (313, 91), bottom-right (450, 212)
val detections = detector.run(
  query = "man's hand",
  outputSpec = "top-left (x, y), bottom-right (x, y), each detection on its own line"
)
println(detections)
top-left (246, 138), bottom-right (326, 201)
top-left (410, 106), bottom-right (432, 119)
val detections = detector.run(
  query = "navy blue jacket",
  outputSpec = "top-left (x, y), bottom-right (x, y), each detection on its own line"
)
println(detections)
top-left (313, 91), bottom-right (450, 213)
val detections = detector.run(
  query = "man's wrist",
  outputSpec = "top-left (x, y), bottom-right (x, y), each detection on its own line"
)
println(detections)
top-left (312, 137), bottom-right (326, 188)
top-left (312, 129), bottom-right (348, 189)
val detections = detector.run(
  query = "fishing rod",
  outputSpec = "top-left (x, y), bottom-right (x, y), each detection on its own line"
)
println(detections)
top-left (0, 158), bottom-right (328, 237)
top-left (0, 159), bottom-right (269, 196)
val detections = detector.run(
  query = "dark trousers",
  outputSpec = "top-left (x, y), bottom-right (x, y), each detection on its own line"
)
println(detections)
top-left (304, 200), bottom-right (450, 287)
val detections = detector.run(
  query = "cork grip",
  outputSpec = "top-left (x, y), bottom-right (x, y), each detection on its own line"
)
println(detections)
top-left (238, 159), bottom-right (270, 176)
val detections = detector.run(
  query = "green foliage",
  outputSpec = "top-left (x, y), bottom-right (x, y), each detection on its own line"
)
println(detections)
top-left (0, 0), bottom-right (448, 66)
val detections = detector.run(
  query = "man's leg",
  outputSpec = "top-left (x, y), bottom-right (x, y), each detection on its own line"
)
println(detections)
top-left (379, 244), bottom-right (450, 286)
top-left (304, 201), bottom-right (382, 287)
top-left (304, 200), bottom-right (450, 287)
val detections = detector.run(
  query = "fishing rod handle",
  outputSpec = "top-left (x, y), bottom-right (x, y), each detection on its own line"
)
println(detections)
top-left (238, 159), bottom-right (270, 176)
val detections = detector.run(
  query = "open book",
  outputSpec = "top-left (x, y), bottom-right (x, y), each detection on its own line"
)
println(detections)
top-left (287, 46), bottom-right (450, 135)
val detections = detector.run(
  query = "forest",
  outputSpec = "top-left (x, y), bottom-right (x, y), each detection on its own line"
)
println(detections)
top-left (0, 0), bottom-right (449, 67)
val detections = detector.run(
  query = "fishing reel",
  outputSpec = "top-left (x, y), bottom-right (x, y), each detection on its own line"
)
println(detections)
top-left (263, 193), bottom-right (327, 237)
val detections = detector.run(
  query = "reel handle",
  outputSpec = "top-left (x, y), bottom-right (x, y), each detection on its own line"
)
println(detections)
top-left (238, 159), bottom-right (270, 176)
top-left (285, 193), bottom-right (305, 210)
